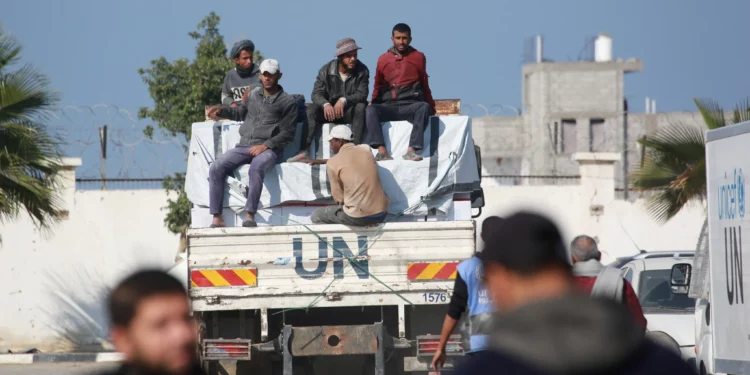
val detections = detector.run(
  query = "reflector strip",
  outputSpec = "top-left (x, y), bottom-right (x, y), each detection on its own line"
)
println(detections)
top-left (407, 262), bottom-right (459, 281)
top-left (190, 268), bottom-right (257, 287)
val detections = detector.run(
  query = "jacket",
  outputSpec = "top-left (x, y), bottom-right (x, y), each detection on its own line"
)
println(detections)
top-left (221, 65), bottom-right (262, 106)
top-left (219, 86), bottom-right (298, 150)
top-left (573, 259), bottom-right (647, 329)
top-left (453, 294), bottom-right (695, 375)
top-left (94, 363), bottom-right (205, 375)
top-left (311, 60), bottom-right (369, 108)
top-left (456, 256), bottom-right (494, 352)
top-left (371, 47), bottom-right (435, 109)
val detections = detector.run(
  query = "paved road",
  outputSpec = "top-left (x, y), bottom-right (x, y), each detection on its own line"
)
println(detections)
top-left (0, 363), bottom-right (118, 375)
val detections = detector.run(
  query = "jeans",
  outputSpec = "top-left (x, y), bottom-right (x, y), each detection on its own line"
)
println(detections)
top-left (311, 205), bottom-right (385, 226)
top-left (302, 102), bottom-right (367, 152)
top-left (365, 101), bottom-right (433, 151)
top-left (208, 146), bottom-right (279, 215)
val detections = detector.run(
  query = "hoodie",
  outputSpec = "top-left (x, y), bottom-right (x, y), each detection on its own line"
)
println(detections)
top-left (453, 294), bottom-right (695, 375)
top-left (221, 64), bottom-right (262, 106)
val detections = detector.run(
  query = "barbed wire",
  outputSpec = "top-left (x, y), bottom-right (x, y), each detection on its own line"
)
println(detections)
top-left (46, 104), bottom-right (186, 178)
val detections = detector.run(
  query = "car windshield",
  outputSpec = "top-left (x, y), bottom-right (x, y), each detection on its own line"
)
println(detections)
top-left (638, 269), bottom-right (695, 312)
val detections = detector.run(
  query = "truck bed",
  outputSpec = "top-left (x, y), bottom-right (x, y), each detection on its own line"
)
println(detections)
top-left (187, 221), bottom-right (475, 311)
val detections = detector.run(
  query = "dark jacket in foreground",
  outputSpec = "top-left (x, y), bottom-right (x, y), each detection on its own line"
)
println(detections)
top-left (95, 363), bottom-right (205, 375)
top-left (219, 86), bottom-right (298, 150)
top-left (311, 59), bottom-right (369, 108)
top-left (453, 294), bottom-right (696, 375)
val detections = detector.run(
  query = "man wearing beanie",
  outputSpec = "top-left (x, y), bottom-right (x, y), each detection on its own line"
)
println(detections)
top-left (287, 38), bottom-right (369, 163)
top-left (453, 211), bottom-right (694, 375)
top-left (221, 39), bottom-right (262, 107)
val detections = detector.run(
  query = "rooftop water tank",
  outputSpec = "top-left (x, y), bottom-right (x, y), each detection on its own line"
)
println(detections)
top-left (594, 34), bottom-right (612, 62)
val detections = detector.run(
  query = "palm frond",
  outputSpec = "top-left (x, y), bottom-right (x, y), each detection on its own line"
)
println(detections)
top-left (695, 97), bottom-right (727, 130)
top-left (0, 28), bottom-right (22, 71)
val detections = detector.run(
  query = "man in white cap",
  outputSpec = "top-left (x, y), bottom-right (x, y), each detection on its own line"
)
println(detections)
top-left (307, 125), bottom-right (389, 226)
top-left (287, 38), bottom-right (370, 163)
top-left (206, 59), bottom-right (298, 228)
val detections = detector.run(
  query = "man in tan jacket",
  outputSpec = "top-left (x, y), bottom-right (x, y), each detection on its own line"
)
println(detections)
top-left (308, 125), bottom-right (389, 226)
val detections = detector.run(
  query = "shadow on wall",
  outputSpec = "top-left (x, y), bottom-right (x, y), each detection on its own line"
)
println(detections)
top-left (39, 266), bottom-right (111, 352)
top-left (38, 245), bottom-right (176, 352)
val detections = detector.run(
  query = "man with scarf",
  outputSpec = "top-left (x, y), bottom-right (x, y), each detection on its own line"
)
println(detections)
top-left (366, 23), bottom-right (435, 161)
top-left (221, 39), bottom-right (262, 107)
top-left (570, 235), bottom-right (647, 329)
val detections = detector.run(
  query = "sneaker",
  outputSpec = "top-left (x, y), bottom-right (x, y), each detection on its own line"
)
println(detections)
top-left (242, 219), bottom-right (257, 228)
top-left (403, 150), bottom-right (424, 161)
top-left (286, 151), bottom-right (310, 163)
top-left (375, 153), bottom-right (393, 161)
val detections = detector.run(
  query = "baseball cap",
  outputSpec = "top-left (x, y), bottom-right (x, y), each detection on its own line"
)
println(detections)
top-left (259, 59), bottom-right (280, 74)
top-left (480, 211), bottom-right (570, 275)
top-left (326, 125), bottom-right (354, 141)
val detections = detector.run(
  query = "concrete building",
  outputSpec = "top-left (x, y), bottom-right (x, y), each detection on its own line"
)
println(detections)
top-left (474, 34), bottom-right (706, 198)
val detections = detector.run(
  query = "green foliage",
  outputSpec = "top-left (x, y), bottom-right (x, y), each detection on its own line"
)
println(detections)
top-left (632, 97), bottom-right (750, 222)
top-left (139, 12), bottom-right (263, 235)
top-left (0, 26), bottom-right (63, 236)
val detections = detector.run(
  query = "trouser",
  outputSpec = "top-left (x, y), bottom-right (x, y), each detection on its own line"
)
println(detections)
top-left (301, 102), bottom-right (367, 152)
top-left (208, 146), bottom-right (279, 215)
top-left (365, 101), bottom-right (433, 151)
top-left (311, 205), bottom-right (384, 226)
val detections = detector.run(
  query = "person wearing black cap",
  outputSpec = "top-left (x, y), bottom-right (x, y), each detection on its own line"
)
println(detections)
top-left (453, 211), bottom-right (695, 375)
top-left (221, 39), bottom-right (262, 107)
top-left (287, 38), bottom-right (369, 163)
top-left (432, 216), bottom-right (503, 370)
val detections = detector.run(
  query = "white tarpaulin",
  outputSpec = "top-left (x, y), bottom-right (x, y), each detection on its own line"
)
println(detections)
top-left (185, 116), bottom-right (480, 217)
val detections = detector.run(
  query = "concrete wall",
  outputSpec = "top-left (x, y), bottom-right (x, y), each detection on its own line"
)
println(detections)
top-left (0, 159), bottom-right (180, 352)
top-left (0, 154), bottom-right (705, 352)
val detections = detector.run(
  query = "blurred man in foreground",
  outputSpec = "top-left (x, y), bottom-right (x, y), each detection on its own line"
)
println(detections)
top-left (454, 211), bottom-right (695, 375)
top-left (571, 235), bottom-right (647, 329)
top-left (99, 270), bottom-right (203, 375)
top-left (432, 216), bottom-right (503, 369)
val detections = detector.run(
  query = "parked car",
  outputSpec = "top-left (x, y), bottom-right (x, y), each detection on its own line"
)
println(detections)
top-left (609, 250), bottom-right (695, 269)
top-left (620, 253), bottom-right (696, 365)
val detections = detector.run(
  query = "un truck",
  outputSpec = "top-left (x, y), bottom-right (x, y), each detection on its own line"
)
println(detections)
top-left (671, 120), bottom-right (750, 375)
top-left (178, 101), bottom-right (485, 375)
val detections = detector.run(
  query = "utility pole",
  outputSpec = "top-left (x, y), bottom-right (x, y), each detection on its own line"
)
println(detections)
top-left (99, 125), bottom-right (107, 190)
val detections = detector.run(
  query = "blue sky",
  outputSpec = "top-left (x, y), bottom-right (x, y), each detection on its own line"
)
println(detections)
top-left (4, 0), bottom-right (750, 178)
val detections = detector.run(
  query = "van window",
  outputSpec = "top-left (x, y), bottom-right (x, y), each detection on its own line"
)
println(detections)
top-left (623, 268), bottom-right (633, 283)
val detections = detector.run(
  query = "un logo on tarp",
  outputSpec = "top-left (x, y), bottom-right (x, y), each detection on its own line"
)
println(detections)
top-left (738, 168), bottom-right (746, 218)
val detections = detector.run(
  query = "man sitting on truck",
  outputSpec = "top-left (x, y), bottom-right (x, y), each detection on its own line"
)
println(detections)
top-left (206, 59), bottom-right (298, 228)
top-left (366, 23), bottom-right (436, 162)
top-left (221, 39), bottom-right (261, 107)
top-left (432, 216), bottom-right (503, 370)
top-left (307, 125), bottom-right (389, 226)
top-left (287, 38), bottom-right (369, 163)
top-left (570, 235), bottom-right (647, 329)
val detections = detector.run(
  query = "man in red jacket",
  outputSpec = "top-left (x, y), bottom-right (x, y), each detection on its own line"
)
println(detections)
top-left (366, 23), bottom-right (435, 162)
top-left (571, 235), bottom-right (647, 329)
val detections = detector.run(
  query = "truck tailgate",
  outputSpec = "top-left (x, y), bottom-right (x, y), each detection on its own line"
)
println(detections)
top-left (187, 221), bottom-right (474, 311)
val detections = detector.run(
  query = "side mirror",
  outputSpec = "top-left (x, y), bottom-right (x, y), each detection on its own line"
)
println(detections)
top-left (670, 263), bottom-right (692, 295)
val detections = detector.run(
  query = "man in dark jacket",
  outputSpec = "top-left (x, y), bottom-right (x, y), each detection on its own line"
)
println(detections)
top-left (367, 23), bottom-right (435, 162)
top-left (287, 38), bottom-right (369, 163)
top-left (95, 270), bottom-right (204, 375)
top-left (571, 235), bottom-right (648, 329)
top-left (206, 59), bottom-right (298, 228)
top-left (221, 39), bottom-right (262, 107)
top-left (454, 211), bottom-right (696, 375)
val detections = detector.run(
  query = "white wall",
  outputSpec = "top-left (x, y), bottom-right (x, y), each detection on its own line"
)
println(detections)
top-left (0, 161), bottom-right (179, 352)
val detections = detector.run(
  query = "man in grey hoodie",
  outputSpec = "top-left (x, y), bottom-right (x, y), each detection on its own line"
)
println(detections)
top-left (221, 39), bottom-right (262, 107)
top-left (453, 211), bottom-right (695, 375)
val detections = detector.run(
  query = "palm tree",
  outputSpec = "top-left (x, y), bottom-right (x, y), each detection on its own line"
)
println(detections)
top-left (0, 27), bottom-right (63, 233)
top-left (631, 98), bottom-right (750, 223)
